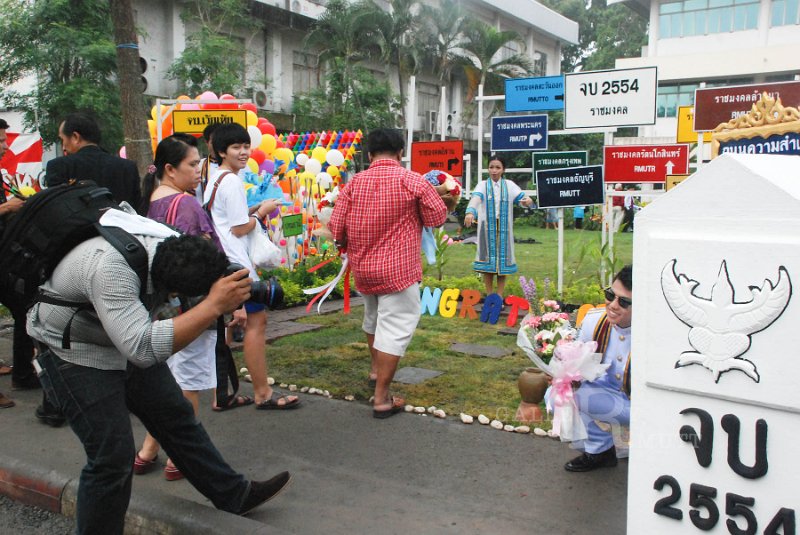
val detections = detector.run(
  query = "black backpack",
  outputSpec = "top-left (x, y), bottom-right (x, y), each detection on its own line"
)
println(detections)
top-left (0, 181), bottom-right (148, 346)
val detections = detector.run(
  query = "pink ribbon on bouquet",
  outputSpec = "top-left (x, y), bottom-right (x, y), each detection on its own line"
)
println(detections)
top-left (550, 372), bottom-right (582, 438)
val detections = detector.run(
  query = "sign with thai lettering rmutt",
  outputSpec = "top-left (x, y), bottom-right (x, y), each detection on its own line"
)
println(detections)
top-left (505, 75), bottom-right (565, 112)
top-left (694, 81), bottom-right (800, 132)
top-left (410, 140), bottom-right (464, 177)
top-left (172, 110), bottom-right (248, 135)
top-left (535, 165), bottom-right (604, 209)
top-left (490, 115), bottom-right (548, 152)
top-left (628, 153), bottom-right (800, 535)
top-left (711, 93), bottom-right (800, 158)
top-left (604, 144), bottom-right (689, 183)
top-left (676, 106), bottom-right (712, 144)
top-left (564, 67), bottom-right (657, 128)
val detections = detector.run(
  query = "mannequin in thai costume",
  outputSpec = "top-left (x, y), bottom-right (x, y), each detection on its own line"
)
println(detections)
top-left (463, 155), bottom-right (533, 295)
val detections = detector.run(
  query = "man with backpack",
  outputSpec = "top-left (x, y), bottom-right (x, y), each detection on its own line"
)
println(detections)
top-left (21, 203), bottom-right (292, 533)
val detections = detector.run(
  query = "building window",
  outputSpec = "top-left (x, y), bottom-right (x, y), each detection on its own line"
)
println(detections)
top-left (657, 83), bottom-right (699, 117)
top-left (659, 0), bottom-right (759, 38)
top-left (771, 0), bottom-right (800, 25)
top-left (417, 82), bottom-right (440, 117)
top-left (533, 51), bottom-right (547, 77)
top-left (293, 51), bottom-right (319, 94)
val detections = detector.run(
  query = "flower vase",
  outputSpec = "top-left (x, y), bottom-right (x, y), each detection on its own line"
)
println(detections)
top-left (516, 367), bottom-right (547, 423)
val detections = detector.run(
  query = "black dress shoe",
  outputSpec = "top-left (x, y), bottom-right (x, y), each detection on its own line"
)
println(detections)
top-left (12, 376), bottom-right (41, 390)
top-left (236, 471), bottom-right (292, 516)
top-left (35, 405), bottom-right (66, 428)
top-left (564, 446), bottom-right (618, 472)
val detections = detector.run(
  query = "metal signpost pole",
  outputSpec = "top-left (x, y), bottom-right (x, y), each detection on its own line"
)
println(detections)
top-left (558, 207), bottom-right (564, 295)
top-left (696, 82), bottom-right (706, 170)
top-left (405, 76), bottom-right (416, 169)
top-left (477, 84), bottom-right (484, 184)
top-left (440, 86), bottom-right (447, 142)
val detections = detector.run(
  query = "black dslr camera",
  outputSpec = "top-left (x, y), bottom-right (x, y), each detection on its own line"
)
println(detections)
top-left (224, 263), bottom-right (284, 310)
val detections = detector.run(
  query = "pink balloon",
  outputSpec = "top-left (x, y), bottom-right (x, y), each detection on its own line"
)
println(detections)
top-left (118, 146), bottom-right (126, 159)
top-left (198, 91), bottom-right (218, 109)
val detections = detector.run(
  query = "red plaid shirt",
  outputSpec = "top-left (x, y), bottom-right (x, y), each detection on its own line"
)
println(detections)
top-left (329, 158), bottom-right (447, 295)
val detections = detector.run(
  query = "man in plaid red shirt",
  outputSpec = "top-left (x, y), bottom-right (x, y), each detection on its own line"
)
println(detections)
top-left (329, 128), bottom-right (455, 418)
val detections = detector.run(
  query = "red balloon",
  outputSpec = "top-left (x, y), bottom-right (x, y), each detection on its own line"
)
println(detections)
top-left (219, 94), bottom-right (237, 110)
top-left (251, 149), bottom-right (266, 165)
top-left (240, 102), bottom-right (257, 114)
top-left (257, 122), bottom-right (270, 135)
top-left (263, 122), bottom-right (277, 136)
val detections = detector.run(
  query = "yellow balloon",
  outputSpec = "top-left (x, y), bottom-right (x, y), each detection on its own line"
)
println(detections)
top-left (311, 146), bottom-right (327, 163)
top-left (273, 148), bottom-right (294, 167)
top-left (326, 165), bottom-right (340, 177)
top-left (247, 158), bottom-right (258, 174)
top-left (150, 105), bottom-right (158, 121)
top-left (259, 134), bottom-right (276, 155)
top-left (147, 120), bottom-right (156, 137)
top-left (245, 110), bottom-right (258, 127)
top-left (311, 183), bottom-right (321, 198)
top-left (299, 171), bottom-right (315, 181)
top-left (19, 186), bottom-right (37, 197)
top-left (285, 169), bottom-right (297, 179)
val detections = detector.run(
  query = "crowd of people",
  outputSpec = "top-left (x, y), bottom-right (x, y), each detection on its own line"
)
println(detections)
top-left (1, 118), bottom-right (633, 533)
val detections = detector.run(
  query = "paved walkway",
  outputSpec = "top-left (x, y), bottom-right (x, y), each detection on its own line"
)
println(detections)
top-left (0, 300), bottom-right (627, 534)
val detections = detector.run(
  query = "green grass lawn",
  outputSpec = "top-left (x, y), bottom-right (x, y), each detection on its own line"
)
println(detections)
top-left (252, 222), bottom-right (634, 425)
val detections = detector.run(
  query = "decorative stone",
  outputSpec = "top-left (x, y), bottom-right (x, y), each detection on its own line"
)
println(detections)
top-left (288, 384), bottom-right (297, 392)
top-left (267, 377), bottom-right (275, 386)
top-left (426, 406), bottom-right (437, 414)
top-left (239, 367), bottom-right (248, 375)
top-left (243, 374), bottom-right (252, 383)
top-left (279, 383), bottom-right (288, 388)
top-left (323, 390), bottom-right (330, 397)
top-left (490, 420), bottom-right (504, 430)
top-left (478, 414), bottom-right (490, 425)
top-left (504, 424), bottom-right (515, 432)
top-left (404, 405), bottom-right (415, 412)
top-left (514, 426), bottom-right (531, 434)
top-left (533, 428), bottom-right (548, 437)
top-left (414, 406), bottom-right (426, 414)
top-left (460, 413), bottom-right (474, 424)
top-left (344, 395), bottom-right (355, 401)
top-left (547, 429), bottom-right (559, 438)
top-left (300, 386), bottom-right (310, 393)
top-left (433, 409), bottom-right (446, 418)
top-left (308, 387), bottom-right (317, 394)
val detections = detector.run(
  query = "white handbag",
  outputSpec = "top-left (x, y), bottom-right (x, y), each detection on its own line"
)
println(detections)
top-left (248, 218), bottom-right (282, 269)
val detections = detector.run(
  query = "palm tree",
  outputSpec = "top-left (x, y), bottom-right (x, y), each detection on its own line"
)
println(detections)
top-left (371, 0), bottom-right (423, 123)
top-left (304, 0), bottom-right (385, 119)
top-left (458, 20), bottom-right (532, 136)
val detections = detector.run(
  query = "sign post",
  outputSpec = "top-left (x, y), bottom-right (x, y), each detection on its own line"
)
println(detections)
top-left (564, 67), bottom-right (657, 129)
top-left (409, 140), bottom-right (464, 177)
top-left (505, 75), bottom-right (565, 112)
top-left (535, 165), bottom-right (604, 294)
top-left (604, 144), bottom-right (690, 184)
top-left (490, 115), bottom-right (548, 152)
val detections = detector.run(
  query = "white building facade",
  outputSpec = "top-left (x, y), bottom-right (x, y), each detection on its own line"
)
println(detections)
top-left (611, 0), bottom-right (800, 140)
top-left (133, 0), bottom-right (578, 138)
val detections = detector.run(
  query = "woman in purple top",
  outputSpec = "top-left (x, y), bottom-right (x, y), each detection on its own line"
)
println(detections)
top-left (135, 134), bottom-right (251, 481)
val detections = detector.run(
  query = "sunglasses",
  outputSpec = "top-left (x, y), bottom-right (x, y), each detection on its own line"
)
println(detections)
top-left (604, 287), bottom-right (632, 309)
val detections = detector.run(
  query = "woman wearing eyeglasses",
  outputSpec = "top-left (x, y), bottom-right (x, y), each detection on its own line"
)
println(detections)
top-left (563, 265), bottom-right (632, 473)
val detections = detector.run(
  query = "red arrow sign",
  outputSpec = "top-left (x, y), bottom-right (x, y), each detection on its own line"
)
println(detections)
top-left (604, 144), bottom-right (689, 183)
top-left (410, 140), bottom-right (464, 177)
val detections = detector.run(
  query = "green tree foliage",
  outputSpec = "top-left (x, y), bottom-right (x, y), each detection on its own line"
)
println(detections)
top-left (167, 0), bottom-right (263, 96)
top-left (540, 0), bottom-right (648, 73)
top-left (298, 0), bottom-right (398, 130)
top-left (0, 0), bottom-right (123, 148)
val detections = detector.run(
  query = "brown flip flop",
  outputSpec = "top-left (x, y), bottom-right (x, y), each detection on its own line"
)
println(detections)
top-left (0, 392), bottom-right (15, 409)
top-left (256, 391), bottom-right (301, 410)
top-left (373, 395), bottom-right (405, 419)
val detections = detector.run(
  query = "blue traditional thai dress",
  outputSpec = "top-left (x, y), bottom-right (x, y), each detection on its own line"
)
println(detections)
top-left (466, 178), bottom-right (525, 275)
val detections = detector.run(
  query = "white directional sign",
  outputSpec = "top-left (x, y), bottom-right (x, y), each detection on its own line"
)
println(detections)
top-left (564, 67), bottom-right (657, 129)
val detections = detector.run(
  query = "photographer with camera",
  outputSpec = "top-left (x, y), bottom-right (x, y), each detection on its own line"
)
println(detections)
top-left (26, 232), bottom-right (292, 534)
top-left (204, 123), bottom-right (299, 410)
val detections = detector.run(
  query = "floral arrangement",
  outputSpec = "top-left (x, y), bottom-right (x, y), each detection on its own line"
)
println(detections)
top-left (517, 276), bottom-right (574, 365)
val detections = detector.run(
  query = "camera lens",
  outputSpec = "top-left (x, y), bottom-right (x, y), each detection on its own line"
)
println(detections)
top-left (249, 277), bottom-right (284, 310)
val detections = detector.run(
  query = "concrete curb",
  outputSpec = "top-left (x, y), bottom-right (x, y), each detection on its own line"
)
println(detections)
top-left (0, 456), bottom-right (271, 534)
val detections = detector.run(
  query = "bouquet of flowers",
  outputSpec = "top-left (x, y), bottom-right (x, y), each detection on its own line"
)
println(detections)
top-left (517, 276), bottom-right (574, 365)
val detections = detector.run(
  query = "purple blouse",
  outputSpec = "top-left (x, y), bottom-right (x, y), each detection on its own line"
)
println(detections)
top-left (147, 193), bottom-right (223, 251)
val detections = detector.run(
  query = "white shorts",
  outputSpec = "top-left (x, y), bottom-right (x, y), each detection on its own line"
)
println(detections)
top-left (362, 283), bottom-right (420, 357)
top-left (167, 330), bottom-right (217, 391)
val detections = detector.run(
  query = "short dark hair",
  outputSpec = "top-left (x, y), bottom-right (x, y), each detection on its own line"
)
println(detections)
top-left (614, 265), bottom-right (632, 292)
top-left (488, 154), bottom-right (506, 170)
top-left (61, 112), bottom-right (102, 144)
top-left (203, 122), bottom-right (222, 143)
top-left (212, 123), bottom-right (250, 160)
top-left (0, 118), bottom-right (9, 130)
top-left (366, 128), bottom-right (404, 156)
top-left (151, 235), bottom-right (229, 296)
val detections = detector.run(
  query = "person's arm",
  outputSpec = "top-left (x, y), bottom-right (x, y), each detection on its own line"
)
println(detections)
top-left (463, 184), bottom-right (484, 227)
top-left (230, 199), bottom-right (278, 237)
top-left (0, 197), bottom-right (24, 216)
top-left (417, 178), bottom-right (447, 228)
top-left (44, 159), bottom-right (67, 187)
top-left (328, 185), bottom-right (350, 246)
